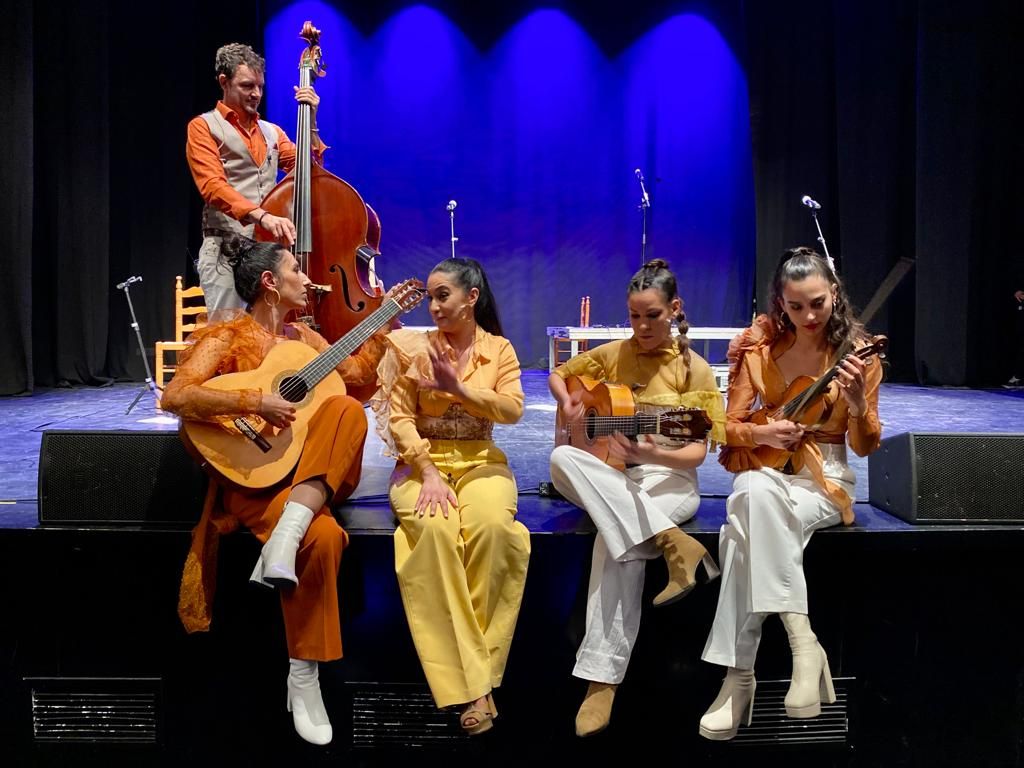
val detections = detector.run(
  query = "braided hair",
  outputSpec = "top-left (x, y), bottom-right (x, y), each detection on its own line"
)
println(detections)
top-left (627, 258), bottom-right (691, 365)
top-left (430, 257), bottom-right (504, 337)
top-left (219, 234), bottom-right (287, 306)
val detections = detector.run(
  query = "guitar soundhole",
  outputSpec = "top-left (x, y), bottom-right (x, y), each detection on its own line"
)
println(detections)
top-left (584, 412), bottom-right (597, 440)
top-left (279, 376), bottom-right (309, 404)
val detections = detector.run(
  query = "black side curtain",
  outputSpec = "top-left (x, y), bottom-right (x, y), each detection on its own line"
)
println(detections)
top-left (744, 0), bottom-right (1023, 384)
top-left (0, 1), bottom-right (260, 396)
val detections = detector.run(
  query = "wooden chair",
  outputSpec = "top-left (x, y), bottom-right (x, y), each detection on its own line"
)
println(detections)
top-left (552, 296), bottom-right (591, 366)
top-left (154, 276), bottom-right (207, 392)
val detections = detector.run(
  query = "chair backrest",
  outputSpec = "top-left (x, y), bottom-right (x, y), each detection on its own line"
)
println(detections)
top-left (173, 276), bottom-right (207, 342)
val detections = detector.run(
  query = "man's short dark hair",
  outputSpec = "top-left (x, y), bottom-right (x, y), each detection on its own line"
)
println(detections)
top-left (215, 43), bottom-right (265, 80)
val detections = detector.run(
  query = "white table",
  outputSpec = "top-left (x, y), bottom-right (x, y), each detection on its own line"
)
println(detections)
top-left (546, 325), bottom-right (746, 391)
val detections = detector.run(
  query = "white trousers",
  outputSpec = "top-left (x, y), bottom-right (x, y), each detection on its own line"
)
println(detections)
top-left (197, 236), bottom-right (247, 319)
top-left (701, 447), bottom-right (853, 670)
top-left (549, 445), bottom-right (700, 684)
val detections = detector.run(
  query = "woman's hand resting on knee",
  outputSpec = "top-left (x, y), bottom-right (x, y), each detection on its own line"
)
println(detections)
top-left (416, 468), bottom-right (459, 519)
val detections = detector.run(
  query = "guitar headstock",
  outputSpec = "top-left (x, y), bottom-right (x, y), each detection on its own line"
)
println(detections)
top-left (389, 279), bottom-right (427, 313)
top-left (658, 408), bottom-right (713, 442)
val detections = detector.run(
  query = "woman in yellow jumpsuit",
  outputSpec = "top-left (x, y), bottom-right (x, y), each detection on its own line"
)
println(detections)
top-left (372, 257), bottom-right (530, 735)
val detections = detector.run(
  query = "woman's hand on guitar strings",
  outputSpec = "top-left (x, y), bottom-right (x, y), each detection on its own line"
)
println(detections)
top-left (384, 283), bottom-right (407, 330)
top-left (607, 432), bottom-right (661, 464)
top-left (258, 393), bottom-right (297, 429)
top-left (416, 469), bottom-right (459, 519)
top-left (752, 419), bottom-right (805, 450)
top-left (558, 388), bottom-right (585, 424)
top-left (836, 354), bottom-right (868, 417)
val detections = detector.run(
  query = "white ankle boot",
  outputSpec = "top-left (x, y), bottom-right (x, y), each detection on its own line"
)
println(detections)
top-left (699, 668), bottom-right (756, 741)
top-left (251, 502), bottom-right (315, 589)
top-left (781, 612), bottom-right (836, 718)
top-left (287, 659), bottom-right (332, 745)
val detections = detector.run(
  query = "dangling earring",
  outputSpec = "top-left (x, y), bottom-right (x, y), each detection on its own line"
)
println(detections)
top-left (264, 287), bottom-right (281, 308)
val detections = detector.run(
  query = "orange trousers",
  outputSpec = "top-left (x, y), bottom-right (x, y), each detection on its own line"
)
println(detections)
top-left (220, 395), bottom-right (367, 661)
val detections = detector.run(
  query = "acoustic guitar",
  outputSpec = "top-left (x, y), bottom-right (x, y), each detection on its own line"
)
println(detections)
top-left (554, 375), bottom-right (713, 470)
top-left (181, 279), bottom-right (424, 489)
top-left (749, 334), bottom-right (888, 469)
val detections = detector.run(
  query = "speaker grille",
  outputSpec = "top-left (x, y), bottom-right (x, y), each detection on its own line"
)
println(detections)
top-left (731, 677), bottom-right (851, 746)
top-left (38, 430), bottom-right (206, 526)
top-left (349, 683), bottom-right (464, 748)
top-left (913, 434), bottom-right (1024, 521)
top-left (28, 678), bottom-right (160, 743)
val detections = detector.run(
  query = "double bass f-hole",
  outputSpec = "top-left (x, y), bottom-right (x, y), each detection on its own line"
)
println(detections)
top-left (328, 244), bottom-right (380, 313)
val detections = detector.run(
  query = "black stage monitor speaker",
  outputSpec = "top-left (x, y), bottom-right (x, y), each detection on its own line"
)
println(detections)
top-left (38, 430), bottom-right (207, 526)
top-left (868, 432), bottom-right (1024, 524)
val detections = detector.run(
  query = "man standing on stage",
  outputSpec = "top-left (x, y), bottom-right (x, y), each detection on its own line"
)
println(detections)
top-left (186, 42), bottom-right (325, 317)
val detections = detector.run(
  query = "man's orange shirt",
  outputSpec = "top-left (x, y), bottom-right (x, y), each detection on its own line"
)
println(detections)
top-left (185, 101), bottom-right (324, 223)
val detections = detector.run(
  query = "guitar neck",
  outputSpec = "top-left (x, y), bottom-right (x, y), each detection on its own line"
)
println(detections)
top-left (297, 300), bottom-right (399, 388)
top-left (587, 415), bottom-right (663, 438)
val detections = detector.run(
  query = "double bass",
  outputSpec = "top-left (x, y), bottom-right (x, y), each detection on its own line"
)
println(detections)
top-left (257, 21), bottom-right (383, 400)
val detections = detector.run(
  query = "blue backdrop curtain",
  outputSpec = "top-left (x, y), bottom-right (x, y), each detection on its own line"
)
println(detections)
top-left (263, 3), bottom-right (756, 367)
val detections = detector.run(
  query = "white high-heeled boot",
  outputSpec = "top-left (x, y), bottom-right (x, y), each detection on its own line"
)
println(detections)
top-left (250, 501), bottom-right (315, 589)
top-left (287, 659), bottom-right (332, 745)
top-left (699, 668), bottom-right (756, 741)
top-left (781, 612), bottom-right (836, 718)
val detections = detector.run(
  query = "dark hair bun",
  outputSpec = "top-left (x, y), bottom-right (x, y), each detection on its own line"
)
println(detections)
top-left (643, 258), bottom-right (670, 272)
top-left (220, 234), bottom-right (253, 269)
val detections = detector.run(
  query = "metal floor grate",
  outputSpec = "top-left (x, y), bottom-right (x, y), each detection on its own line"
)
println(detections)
top-left (28, 678), bottom-right (160, 744)
top-left (731, 677), bottom-right (852, 746)
top-left (350, 683), bottom-right (465, 749)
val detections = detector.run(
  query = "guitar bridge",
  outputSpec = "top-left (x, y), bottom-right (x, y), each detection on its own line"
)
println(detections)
top-left (233, 417), bottom-right (272, 453)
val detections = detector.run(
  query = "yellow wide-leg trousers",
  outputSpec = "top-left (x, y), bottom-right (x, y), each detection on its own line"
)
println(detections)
top-left (390, 440), bottom-right (531, 708)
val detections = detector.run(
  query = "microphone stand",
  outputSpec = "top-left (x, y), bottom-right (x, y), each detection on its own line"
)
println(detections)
top-left (636, 170), bottom-right (651, 268)
top-left (118, 276), bottom-right (159, 415)
top-left (448, 202), bottom-right (459, 259)
top-left (810, 208), bottom-right (838, 274)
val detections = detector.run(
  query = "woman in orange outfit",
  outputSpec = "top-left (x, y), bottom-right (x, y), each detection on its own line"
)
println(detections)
top-left (162, 234), bottom-right (391, 746)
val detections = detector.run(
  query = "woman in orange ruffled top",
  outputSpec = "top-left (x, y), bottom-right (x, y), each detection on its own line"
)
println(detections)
top-left (162, 234), bottom-right (392, 747)
top-left (698, 247), bottom-right (883, 741)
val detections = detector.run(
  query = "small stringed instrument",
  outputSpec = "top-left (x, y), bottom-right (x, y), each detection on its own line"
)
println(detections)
top-left (181, 279), bottom-right (424, 489)
top-left (555, 375), bottom-right (713, 470)
top-left (750, 334), bottom-right (888, 469)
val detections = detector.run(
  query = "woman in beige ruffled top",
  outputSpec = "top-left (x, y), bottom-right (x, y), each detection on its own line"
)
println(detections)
top-left (372, 257), bottom-right (529, 735)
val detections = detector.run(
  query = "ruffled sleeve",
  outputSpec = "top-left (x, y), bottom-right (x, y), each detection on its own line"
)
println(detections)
top-left (369, 329), bottom-right (434, 473)
top-left (160, 315), bottom-right (263, 424)
top-left (719, 316), bottom-right (776, 470)
top-left (682, 356), bottom-right (727, 447)
top-left (848, 349), bottom-right (883, 456)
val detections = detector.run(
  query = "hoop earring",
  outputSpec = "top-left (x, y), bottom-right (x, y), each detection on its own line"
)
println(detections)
top-left (264, 287), bottom-right (281, 308)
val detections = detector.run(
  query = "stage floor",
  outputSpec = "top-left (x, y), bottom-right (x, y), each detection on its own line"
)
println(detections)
top-left (2, 372), bottom-right (1023, 531)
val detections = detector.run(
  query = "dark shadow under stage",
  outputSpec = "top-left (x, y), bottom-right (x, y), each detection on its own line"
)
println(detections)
top-left (2, 373), bottom-right (1024, 766)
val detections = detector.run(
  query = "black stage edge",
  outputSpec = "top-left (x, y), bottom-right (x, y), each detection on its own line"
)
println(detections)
top-left (3, 494), bottom-right (1024, 767)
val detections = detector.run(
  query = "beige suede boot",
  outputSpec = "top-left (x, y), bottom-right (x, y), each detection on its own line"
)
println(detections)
top-left (652, 527), bottom-right (720, 607)
top-left (575, 681), bottom-right (617, 737)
